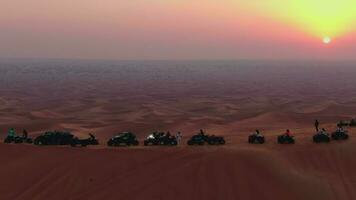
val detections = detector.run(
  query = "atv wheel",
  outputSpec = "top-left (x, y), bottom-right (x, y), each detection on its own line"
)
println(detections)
top-left (4, 138), bottom-right (12, 144)
top-left (257, 137), bottom-right (265, 144)
top-left (208, 140), bottom-right (215, 145)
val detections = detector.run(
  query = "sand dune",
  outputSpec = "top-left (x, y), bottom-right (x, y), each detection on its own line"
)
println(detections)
top-left (1, 131), bottom-right (355, 200)
top-left (1, 61), bottom-right (356, 199)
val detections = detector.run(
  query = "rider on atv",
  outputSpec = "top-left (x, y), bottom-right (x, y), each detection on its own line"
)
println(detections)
top-left (254, 130), bottom-right (263, 137)
top-left (319, 128), bottom-right (328, 135)
top-left (336, 125), bottom-right (345, 133)
top-left (8, 128), bottom-right (16, 137)
top-left (284, 129), bottom-right (292, 137)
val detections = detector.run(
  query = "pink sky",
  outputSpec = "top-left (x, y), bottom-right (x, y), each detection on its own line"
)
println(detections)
top-left (0, 0), bottom-right (355, 60)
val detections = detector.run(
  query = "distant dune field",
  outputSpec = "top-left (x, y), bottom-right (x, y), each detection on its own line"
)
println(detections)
top-left (1, 60), bottom-right (356, 139)
top-left (1, 60), bottom-right (356, 200)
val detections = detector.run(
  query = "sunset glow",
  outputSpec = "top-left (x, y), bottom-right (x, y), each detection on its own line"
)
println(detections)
top-left (0, 0), bottom-right (355, 59)
top-left (253, 0), bottom-right (356, 38)
top-left (323, 37), bottom-right (331, 44)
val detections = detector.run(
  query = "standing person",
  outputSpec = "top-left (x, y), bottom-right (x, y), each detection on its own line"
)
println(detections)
top-left (176, 132), bottom-right (182, 144)
top-left (8, 128), bottom-right (16, 137)
top-left (23, 129), bottom-right (28, 139)
top-left (315, 120), bottom-right (319, 132)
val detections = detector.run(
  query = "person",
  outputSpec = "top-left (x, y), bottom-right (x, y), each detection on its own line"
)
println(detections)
top-left (320, 128), bottom-right (328, 135)
top-left (8, 128), bottom-right (16, 137)
top-left (336, 125), bottom-right (344, 133)
top-left (199, 129), bottom-right (205, 136)
top-left (350, 118), bottom-right (356, 126)
top-left (284, 129), bottom-right (291, 137)
top-left (176, 132), bottom-right (182, 144)
top-left (255, 130), bottom-right (263, 137)
top-left (165, 131), bottom-right (171, 139)
top-left (22, 129), bottom-right (28, 139)
top-left (315, 120), bottom-right (319, 132)
top-left (89, 133), bottom-right (95, 140)
top-left (152, 131), bottom-right (158, 138)
top-left (159, 132), bottom-right (164, 137)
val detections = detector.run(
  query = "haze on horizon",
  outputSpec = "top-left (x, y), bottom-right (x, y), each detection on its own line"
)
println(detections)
top-left (1, 0), bottom-right (355, 60)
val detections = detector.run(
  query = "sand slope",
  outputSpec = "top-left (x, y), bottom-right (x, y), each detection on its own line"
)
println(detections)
top-left (1, 133), bottom-right (355, 200)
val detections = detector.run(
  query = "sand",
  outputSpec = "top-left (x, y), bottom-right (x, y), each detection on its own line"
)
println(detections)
top-left (1, 130), bottom-right (355, 200)
top-left (1, 60), bottom-right (356, 199)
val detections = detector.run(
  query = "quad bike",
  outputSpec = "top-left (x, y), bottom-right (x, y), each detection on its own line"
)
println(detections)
top-left (248, 134), bottom-right (265, 144)
top-left (277, 134), bottom-right (295, 144)
top-left (337, 120), bottom-right (350, 127)
top-left (331, 131), bottom-right (349, 141)
top-left (313, 132), bottom-right (330, 143)
top-left (34, 131), bottom-right (74, 145)
top-left (144, 132), bottom-right (177, 146)
top-left (4, 136), bottom-right (33, 144)
top-left (107, 132), bottom-right (139, 146)
top-left (187, 131), bottom-right (225, 145)
top-left (71, 134), bottom-right (99, 147)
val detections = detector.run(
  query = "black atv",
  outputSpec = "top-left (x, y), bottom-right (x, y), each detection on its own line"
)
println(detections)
top-left (187, 134), bottom-right (225, 145)
top-left (34, 131), bottom-right (74, 145)
top-left (313, 132), bottom-right (330, 143)
top-left (71, 134), bottom-right (99, 147)
top-left (349, 119), bottom-right (356, 127)
top-left (277, 135), bottom-right (295, 144)
top-left (331, 131), bottom-right (349, 141)
top-left (4, 136), bottom-right (33, 144)
top-left (337, 120), bottom-right (350, 127)
top-left (248, 134), bottom-right (265, 144)
top-left (107, 132), bottom-right (139, 146)
top-left (144, 132), bottom-right (178, 146)
top-left (207, 135), bottom-right (226, 145)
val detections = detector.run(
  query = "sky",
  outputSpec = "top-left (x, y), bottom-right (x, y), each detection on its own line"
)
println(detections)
top-left (0, 0), bottom-right (355, 60)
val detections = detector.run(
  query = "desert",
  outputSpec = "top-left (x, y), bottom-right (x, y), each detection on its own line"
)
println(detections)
top-left (1, 60), bottom-right (356, 200)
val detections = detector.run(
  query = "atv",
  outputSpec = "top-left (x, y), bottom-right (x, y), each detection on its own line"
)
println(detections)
top-left (337, 120), bottom-right (350, 127)
top-left (277, 134), bottom-right (295, 144)
top-left (313, 132), bottom-right (330, 143)
top-left (34, 131), bottom-right (75, 145)
top-left (107, 132), bottom-right (139, 146)
top-left (144, 132), bottom-right (178, 146)
top-left (71, 134), bottom-right (99, 147)
top-left (187, 133), bottom-right (225, 145)
top-left (331, 131), bottom-right (349, 140)
top-left (206, 135), bottom-right (226, 145)
top-left (4, 136), bottom-right (33, 144)
top-left (349, 119), bottom-right (356, 127)
top-left (248, 134), bottom-right (265, 144)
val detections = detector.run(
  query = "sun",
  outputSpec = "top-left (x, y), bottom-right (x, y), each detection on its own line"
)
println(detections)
top-left (323, 36), bottom-right (331, 44)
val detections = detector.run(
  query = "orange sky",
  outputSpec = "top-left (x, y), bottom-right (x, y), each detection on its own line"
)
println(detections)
top-left (0, 0), bottom-right (355, 60)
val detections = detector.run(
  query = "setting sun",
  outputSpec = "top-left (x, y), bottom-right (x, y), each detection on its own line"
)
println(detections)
top-left (323, 36), bottom-right (331, 44)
